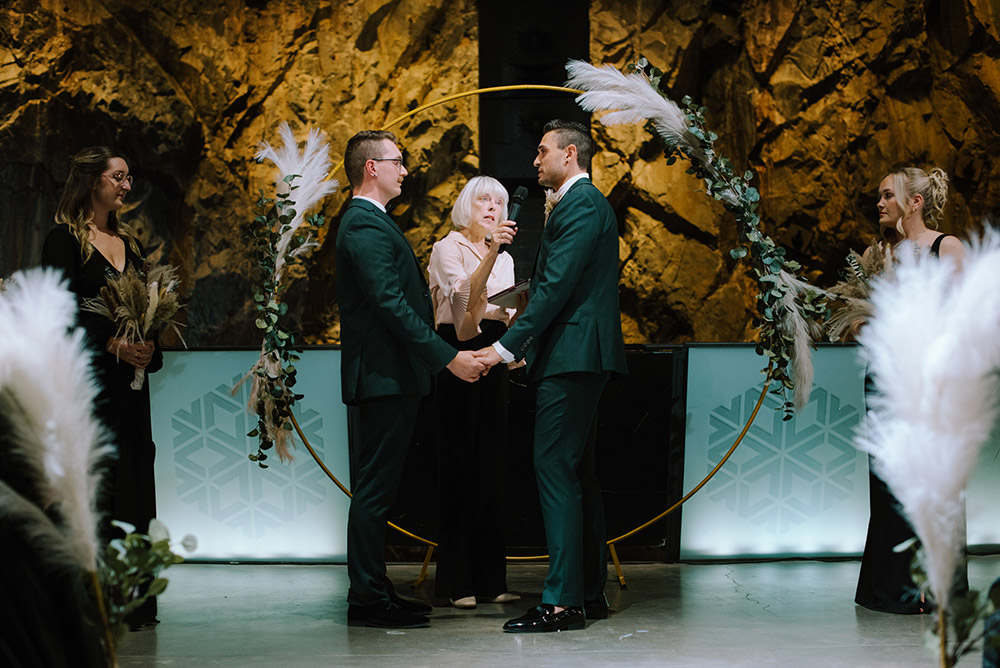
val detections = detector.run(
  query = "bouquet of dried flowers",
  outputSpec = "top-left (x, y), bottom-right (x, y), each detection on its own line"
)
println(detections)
top-left (82, 262), bottom-right (184, 390)
top-left (825, 242), bottom-right (890, 342)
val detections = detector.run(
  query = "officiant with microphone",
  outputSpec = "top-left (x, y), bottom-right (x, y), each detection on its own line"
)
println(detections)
top-left (427, 175), bottom-right (526, 609)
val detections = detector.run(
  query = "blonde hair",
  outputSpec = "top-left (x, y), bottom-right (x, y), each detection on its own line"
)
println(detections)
top-left (54, 146), bottom-right (141, 262)
top-left (450, 176), bottom-right (509, 230)
top-left (886, 166), bottom-right (949, 234)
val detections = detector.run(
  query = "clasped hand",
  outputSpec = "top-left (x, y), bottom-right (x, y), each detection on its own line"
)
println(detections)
top-left (107, 337), bottom-right (154, 369)
top-left (445, 347), bottom-right (505, 383)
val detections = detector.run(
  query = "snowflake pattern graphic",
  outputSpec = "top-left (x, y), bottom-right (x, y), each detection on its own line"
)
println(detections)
top-left (169, 374), bottom-right (329, 538)
top-left (706, 384), bottom-right (861, 535)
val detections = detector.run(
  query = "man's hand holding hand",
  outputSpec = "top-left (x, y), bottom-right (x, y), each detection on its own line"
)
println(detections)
top-left (447, 350), bottom-right (488, 383)
top-left (474, 346), bottom-right (502, 369)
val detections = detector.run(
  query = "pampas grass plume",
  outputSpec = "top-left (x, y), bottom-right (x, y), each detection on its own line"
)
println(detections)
top-left (857, 229), bottom-right (1000, 614)
top-left (0, 268), bottom-right (110, 571)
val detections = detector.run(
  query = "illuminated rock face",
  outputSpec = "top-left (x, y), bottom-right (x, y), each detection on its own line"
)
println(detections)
top-left (591, 0), bottom-right (1000, 343)
top-left (3, 1), bottom-right (998, 345)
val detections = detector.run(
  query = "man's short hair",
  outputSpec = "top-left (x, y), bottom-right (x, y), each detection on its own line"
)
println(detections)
top-left (542, 119), bottom-right (594, 172)
top-left (344, 130), bottom-right (398, 189)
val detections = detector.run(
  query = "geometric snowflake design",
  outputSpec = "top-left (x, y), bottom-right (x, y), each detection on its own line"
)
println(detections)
top-left (705, 384), bottom-right (861, 535)
top-left (170, 373), bottom-right (329, 538)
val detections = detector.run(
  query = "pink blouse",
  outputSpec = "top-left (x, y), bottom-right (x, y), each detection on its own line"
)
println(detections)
top-left (428, 230), bottom-right (516, 334)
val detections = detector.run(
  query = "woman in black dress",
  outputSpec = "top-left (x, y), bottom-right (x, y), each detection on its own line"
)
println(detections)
top-left (855, 166), bottom-right (967, 613)
top-left (40, 146), bottom-right (162, 626)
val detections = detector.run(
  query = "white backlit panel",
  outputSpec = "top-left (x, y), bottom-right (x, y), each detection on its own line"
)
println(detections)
top-left (150, 349), bottom-right (350, 561)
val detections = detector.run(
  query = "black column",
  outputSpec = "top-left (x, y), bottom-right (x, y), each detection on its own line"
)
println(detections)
top-left (478, 0), bottom-right (591, 280)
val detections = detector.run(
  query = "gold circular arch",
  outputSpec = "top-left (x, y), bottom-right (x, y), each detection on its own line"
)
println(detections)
top-left (296, 83), bottom-right (766, 587)
top-left (325, 84), bottom-right (584, 181)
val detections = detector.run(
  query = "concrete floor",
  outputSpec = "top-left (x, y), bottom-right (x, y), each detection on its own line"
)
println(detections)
top-left (117, 556), bottom-right (999, 667)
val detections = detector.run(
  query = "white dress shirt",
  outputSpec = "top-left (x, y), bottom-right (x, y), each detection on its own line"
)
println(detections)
top-left (352, 195), bottom-right (386, 212)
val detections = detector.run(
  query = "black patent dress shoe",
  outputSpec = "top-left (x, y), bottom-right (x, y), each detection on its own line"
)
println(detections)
top-left (502, 604), bottom-right (585, 633)
top-left (347, 601), bottom-right (430, 628)
top-left (584, 593), bottom-right (609, 620)
top-left (383, 576), bottom-right (433, 615)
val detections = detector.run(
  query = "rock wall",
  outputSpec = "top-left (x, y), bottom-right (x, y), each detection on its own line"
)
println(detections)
top-left (1, 0), bottom-right (480, 345)
top-left (591, 0), bottom-right (1000, 342)
top-left (2, 0), bottom-right (999, 345)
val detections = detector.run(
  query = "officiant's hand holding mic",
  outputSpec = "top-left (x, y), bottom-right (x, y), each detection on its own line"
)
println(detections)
top-left (475, 186), bottom-right (530, 373)
top-left (488, 220), bottom-right (517, 251)
top-left (486, 185), bottom-right (527, 255)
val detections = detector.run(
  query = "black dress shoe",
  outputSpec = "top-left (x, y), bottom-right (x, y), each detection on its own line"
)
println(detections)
top-left (502, 604), bottom-right (585, 633)
top-left (347, 601), bottom-right (430, 628)
top-left (382, 576), bottom-right (433, 615)
top-left (584, 594), bottom-right (609, 620)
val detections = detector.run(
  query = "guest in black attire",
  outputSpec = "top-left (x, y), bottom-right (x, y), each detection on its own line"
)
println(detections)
top-left (40, 146), bottom-right (162, 627)
top-left (427, 176), bottom-right (523, 609)
top-left (855, 166), bottom-right (967, 613)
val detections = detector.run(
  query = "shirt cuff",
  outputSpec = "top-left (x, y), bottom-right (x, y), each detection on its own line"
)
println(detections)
top-left (492, 341), bottom-right (515, 364)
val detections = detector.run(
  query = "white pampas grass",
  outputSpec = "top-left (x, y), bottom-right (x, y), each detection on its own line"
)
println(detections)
top-left (245, 123), bottom-right (337, 463)
top-left (255, 121), bottom-right (339, 284)
top-left (565, 59), bottom-right (736, 204)
top-left (0, 268), bottom-right (110, 572)
top-left (566, 58), bottom-right (823, 405)
top-left (778, 270), bottom-right (826, 408)
top-left (857, 229), bottom-right (1000, 615)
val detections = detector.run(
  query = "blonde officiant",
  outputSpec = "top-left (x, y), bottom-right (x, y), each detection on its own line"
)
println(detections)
top-left (427, 175), bottom-right (524, 609)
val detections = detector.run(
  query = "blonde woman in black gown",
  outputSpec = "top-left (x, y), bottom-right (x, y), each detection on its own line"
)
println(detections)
top-left (855, 166), bottom-right (967, 613)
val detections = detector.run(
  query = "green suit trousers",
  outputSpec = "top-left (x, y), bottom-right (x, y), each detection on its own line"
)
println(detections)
top-left (534, 371), bottom-right (609, 607)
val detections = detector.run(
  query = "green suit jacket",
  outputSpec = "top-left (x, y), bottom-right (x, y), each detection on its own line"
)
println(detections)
top-left (499, 177), bottom-right (627, 381)
top-left (336, 198), bottom-right (455, 404)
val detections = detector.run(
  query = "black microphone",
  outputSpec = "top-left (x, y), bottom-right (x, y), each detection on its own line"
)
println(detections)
top-left (499, 186), bottom-right (528, 254)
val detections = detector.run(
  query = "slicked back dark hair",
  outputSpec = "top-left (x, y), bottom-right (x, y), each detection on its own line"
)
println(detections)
top-left (344, 130), bottom-right (398, 189)
top-left (542, 119), bottom-right (594, 172)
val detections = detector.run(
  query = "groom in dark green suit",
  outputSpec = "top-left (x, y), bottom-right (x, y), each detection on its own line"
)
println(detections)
top-left (336, 130), bottom-right (486, 628)
top-left (478, 120), bottom-right (627, 632)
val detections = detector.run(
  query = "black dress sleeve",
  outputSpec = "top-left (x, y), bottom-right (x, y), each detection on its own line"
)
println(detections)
top-left (39, 226), bottom-right (81, 289)
top-left (40, 226), bottom-right (118, 359)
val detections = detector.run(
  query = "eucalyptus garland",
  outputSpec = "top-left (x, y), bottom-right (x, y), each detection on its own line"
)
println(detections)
top-left (625, 58), bottom-right (828, 416)
top-left (243, 176), bottom-right (323, 467)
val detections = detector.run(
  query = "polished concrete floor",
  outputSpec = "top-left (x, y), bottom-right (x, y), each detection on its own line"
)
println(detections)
top-left (118, 556), bottom-right (999, 667)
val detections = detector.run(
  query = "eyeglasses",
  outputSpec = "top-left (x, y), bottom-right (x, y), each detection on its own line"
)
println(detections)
top-left (103, 171), bottom-right (133, 186)
top-left (371, 157), bottom-right (405, 170)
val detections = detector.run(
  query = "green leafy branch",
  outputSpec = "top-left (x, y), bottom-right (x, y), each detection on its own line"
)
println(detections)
top-left (628, 58), bottom-right (828, 416)
top-left (907, 544), bottom-right (1000, 667)
top-left (243, 175), bottom-right (324, 467)
top-left (99, 519), bottom-right (190, 642)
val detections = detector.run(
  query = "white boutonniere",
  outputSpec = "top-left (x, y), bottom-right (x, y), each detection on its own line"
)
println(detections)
top-left (543, 188), bottom-right (562, 224)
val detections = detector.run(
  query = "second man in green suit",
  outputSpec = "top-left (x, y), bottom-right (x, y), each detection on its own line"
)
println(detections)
top-left (478, 119), bottom-right (627, 633)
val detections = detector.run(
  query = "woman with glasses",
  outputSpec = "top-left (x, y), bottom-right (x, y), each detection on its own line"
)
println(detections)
top-left (40, 146), bottom-right (162, 629)
top-left (427, 176), bottom-right (525, 609)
